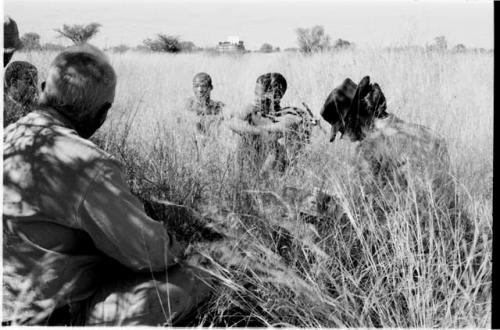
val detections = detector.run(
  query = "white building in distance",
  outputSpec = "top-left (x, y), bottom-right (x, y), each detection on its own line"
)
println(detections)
top-left (216, 36), bottom-right (245, 53)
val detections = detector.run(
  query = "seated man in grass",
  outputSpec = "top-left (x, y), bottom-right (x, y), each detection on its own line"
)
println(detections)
top-left (227, 72), bottom-right (303, 178)
top-left (3, 44), bottom-right (211, 326)
top-left (185, 72), bottom-right (225, 135)
top-left (4, 60), bottom-right (39, 127)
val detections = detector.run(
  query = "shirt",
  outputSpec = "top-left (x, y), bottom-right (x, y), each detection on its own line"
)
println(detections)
top-left (2, 108), bottom-right (182, 322)
top-left (185, 97), bottom-right (224, 134)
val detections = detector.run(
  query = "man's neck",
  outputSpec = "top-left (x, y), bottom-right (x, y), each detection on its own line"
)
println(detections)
top-left (195, 97), bottom-right (210, 107)
top-left (255, 100), bottom-right (281, 115)
top-left (35, 105), bottom-right (78, 132)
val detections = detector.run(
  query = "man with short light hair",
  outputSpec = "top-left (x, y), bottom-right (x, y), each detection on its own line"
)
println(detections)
top-left (3, 44), bottom-right (211, 326)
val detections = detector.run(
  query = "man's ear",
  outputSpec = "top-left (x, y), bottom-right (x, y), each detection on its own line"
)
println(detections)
top-left (96, 102), bottom-right (112, 127)
top-left (41, 81), bottom-right (46, 92)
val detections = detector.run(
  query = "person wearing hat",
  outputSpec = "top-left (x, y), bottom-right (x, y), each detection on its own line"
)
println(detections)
top-left (320, 75), bottom-right (452, 203)
top-left (3, 44), bottom-right (211, 326)
top-left (4, 60), bottom-right (39, 127)
top-left (4, 15), bottom-right (23, 67)
top-left (185, 72), bottom-right (225, 135)
top-left (228, 72), bottom-right (302, 178)
top-left (319, 77), bottom-right (357, 143)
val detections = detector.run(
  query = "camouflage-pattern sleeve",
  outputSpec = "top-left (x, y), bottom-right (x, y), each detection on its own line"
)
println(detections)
top-left (78, 157), bottom-right (184, 271)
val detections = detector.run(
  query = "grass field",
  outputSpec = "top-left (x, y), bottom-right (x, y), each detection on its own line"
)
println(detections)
top-left (15, 49), bottom-right (492, 327)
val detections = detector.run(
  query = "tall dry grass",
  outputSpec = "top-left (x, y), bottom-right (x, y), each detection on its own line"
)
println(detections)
top-left (13, 49), bottom-right (492, 327)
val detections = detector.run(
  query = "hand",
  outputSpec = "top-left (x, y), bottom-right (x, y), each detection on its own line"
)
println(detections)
top-left (168, 233), bottom-right (186, 264)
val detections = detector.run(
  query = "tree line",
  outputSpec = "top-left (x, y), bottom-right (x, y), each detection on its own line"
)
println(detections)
top-left (18, 23), bottom-right (487, 54)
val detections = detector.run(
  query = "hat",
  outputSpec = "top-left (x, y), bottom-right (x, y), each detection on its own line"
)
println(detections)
top-left (320, 78), bottom-right (357, 141)
top-left (4, 16), bottom-right (22, 53)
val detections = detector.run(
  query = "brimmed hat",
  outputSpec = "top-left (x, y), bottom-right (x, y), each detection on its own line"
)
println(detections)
top-left (320, 77), bottom-right (357, 141)
top-left (4, 16), bottom-right (22, 54)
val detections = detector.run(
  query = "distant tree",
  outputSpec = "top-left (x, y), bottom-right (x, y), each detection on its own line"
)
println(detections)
top-left (200, 46), bottom-right (218, 55)
top-left (284, 47), bottom-right (299, 52)
top-left (472, 47), bottom-right (488, 54)
top-left (179, 41), bottom-right (196, 52)
top-left (260, 43), bottom-right (274, 53)
top-left (143, 34), bottom-right (181, 53)
top-left (41, 43), bottom-right (66, 52)
top-left (426, 35), bottom-right (448, 52)
top-left (295, 25), bottom-right (330, 53)
top-left (452, 44), bottom-right (467, 53)
top-left (434, 36), bottom-right (448, 51)
top-left (20, 32), bottom-right (41, 51)
top-left (274, 46), bottom-right (280, 52)
top-left (134, 44), bottom-right (149, 52)
top-left (108, 44), bottom-right (130, 53)
top-left (55, 23), bottom-right (102, 45)
top-left (333, 38), bottom-right (352, 50)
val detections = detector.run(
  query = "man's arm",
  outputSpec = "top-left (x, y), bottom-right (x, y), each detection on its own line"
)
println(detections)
top-left (226, 116), bottom-right (265, 135)
top-left (228, 114), bottom-right (302, 135)
top-left (226, 104), bottom-right (299, 136)
top-left (77, 158), bottom-right (184, 272)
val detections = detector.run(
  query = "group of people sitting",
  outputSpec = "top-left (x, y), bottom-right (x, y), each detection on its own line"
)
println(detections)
top-left (184, 70), bottom-right (319, 178)
top-left (3, 15), bottom-right (453, 327)
top-left (3, 16), bottom-right (214, 326)
top-left (2, 15), bottom-right (316, 326)
top-left (4, 50), bottom-right (312, 179)
top-left (3, 19), bottom-right (38, 127)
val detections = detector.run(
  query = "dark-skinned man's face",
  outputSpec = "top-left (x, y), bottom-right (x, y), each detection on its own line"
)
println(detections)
top-left (193, 77), bottom-right (212, 102)
top-left (8, 70), bottom-right (38, 106)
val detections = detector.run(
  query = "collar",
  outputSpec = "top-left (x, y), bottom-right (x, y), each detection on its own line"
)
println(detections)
top-left (30, 106), bottom-right (78, 132)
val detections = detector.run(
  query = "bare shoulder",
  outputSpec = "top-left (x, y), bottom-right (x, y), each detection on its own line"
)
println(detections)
top-left (185, 97), bottom-right (196, 112)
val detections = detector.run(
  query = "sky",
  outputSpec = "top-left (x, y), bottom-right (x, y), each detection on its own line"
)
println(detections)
top-left (3, 0), bottom-right (494, 51)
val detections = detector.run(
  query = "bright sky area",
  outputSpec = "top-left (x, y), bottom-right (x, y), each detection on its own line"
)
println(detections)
top-left (3, 0), bottom-right (493, 51)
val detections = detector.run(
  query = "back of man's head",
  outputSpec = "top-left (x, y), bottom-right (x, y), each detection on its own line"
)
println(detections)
top-left (40, 44), bottom-right (117, 137)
